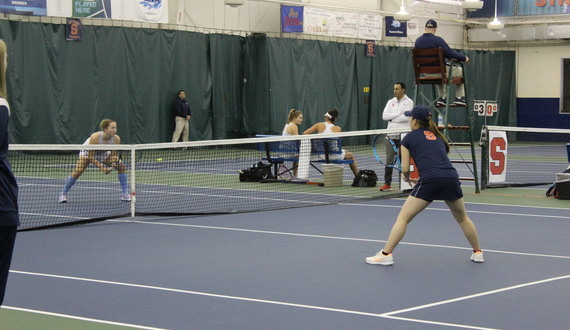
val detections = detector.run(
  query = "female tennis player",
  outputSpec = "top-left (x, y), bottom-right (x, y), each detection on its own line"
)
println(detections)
top-left (303, 108), bottom-right (359, 176)
top-left (366, 105), bottom-right (483, 265)
top-left (281, 109), bottom-right (303, 177)
top-left (59, 119), bottom-right (130, 203)
top-left (282, 109), bottom-right (303, 136)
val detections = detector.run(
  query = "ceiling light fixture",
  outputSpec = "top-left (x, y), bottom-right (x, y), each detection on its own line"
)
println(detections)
top-left (487, 0), bottom-right (504, 30)
top-left (462, 0), bottom-right (484, 11)
top-left (224, 0), bottom-right (245, 7)
top-left (393, 0), bottom-right (412, 22)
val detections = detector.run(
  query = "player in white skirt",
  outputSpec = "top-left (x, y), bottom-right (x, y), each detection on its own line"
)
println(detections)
top-left (58, 119), bottom-right (130, 203)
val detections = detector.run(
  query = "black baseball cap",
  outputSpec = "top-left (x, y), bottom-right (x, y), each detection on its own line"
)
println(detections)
top-left (404, 105), bottom-right (432, 121)
top-left (425, 19), bottom-right (437, 28)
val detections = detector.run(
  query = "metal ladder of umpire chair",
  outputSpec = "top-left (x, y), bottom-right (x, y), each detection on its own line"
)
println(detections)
top-left (411, 47), bottom-right (480, 193)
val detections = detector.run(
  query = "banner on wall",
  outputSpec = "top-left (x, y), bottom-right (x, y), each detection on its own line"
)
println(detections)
top-left (47, 0), bottom-right (71, 17)
top-left (365, 40), bottom-right (376, 57)
top-left (40, 0), bottom-right (167, 22)
top-left (281, 5), bottom-right (303, 33)
top-left (332, 11), bottom-right (360, 38)
top-left (66, 18), bottom-right (83, 41)
top-left (73, 0), bottom-right (111, 18)
top-left (385, 16), bottom-right (407, 38)
top-left (303, 6), bottom-right (333, 35)
top-left (468, 0), bottom-right (569, 18)
top-left (0, 0), bottom-right (46, 16)
top-left (358, 14), bottom-right (382, 40)
top-left (487, 130), bottom-right (508, 183)
top-left (406, 19), bottom-right (419, 36)
top-left (111, 0), bottom-right (168, 23)
top-left (303, 6), bottom-right (382, 39)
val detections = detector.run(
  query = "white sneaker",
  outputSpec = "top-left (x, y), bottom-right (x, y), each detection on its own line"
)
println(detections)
top-left (366, 250), bottom-right (394, 266)
top-left (471, 251), bottom-right (484, 263)
top-left (121, 193), bottom-right (131, 202)
top-left (58, 195), bottom-right (67, 203)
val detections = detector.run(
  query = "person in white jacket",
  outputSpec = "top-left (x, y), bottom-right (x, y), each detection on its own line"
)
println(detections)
top-left (379, 82), bottom-right (414, 191)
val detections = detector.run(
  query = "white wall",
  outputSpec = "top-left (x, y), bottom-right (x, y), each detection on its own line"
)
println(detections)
top-left (170, 0), bottom-right (466, 46)
top-left (517, 45), bottom-right (570, 98)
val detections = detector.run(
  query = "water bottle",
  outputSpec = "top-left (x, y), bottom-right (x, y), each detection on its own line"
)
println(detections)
top-left (438, 115), bottom-right (444, 127)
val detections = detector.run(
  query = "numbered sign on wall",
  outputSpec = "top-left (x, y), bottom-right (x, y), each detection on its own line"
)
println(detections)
top-left (473, 101), bottom-right (498, 117)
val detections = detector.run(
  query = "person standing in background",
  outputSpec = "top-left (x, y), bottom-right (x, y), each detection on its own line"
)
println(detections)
top-left (379, 82), bottom-right (413, 191)
top-left (0, 39), bottom-right (19, 306)
top-left (172, 90), bottom-right (191, 143)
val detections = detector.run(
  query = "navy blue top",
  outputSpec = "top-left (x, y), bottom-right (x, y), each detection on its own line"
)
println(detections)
top-left (401, 128), bottom-right (458, 181)
top-left (0, 99), bottom-right (19, 227)
top-left (174, 97), bottom-right (191, 118)
top-left (414, 33), bottom-right (466, 62)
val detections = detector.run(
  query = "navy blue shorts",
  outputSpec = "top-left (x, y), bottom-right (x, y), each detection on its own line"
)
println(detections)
top-left (409, 178), bottom-right (463, 202)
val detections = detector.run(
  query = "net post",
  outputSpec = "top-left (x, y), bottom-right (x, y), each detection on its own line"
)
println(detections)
top-left (130, 147), bottom-right (136, 219)
top-left (468, 97), bottom-right (480, 193)
top-left (479, 126), bottom-right (488, 190)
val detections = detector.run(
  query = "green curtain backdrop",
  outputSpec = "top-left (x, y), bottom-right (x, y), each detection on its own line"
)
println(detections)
top-left (0, 20), bottom-right (516, 144)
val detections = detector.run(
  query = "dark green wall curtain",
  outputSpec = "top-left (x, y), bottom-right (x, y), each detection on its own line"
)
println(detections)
top-left (0, 20), bottom-right (516, 144)
top-left (1, 20), bottom-right (213, 144)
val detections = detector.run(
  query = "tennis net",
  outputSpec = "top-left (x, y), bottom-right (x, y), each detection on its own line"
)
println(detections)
top-left (481, 126), bottom-right (570, 188)
top-left (11, 129), bottom-right (414, 230)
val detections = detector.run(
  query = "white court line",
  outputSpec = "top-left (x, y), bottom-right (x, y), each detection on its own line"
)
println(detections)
top-left (380, 274), bottom-right (570, 317)
top-left (341, 202), bottom-right (570, 220)
top-left (8, 270), bottom-right (496, 330)
top-left (20, 213), bottom-right (89, 220)
top-left (132, 221), bottom-right (570, 260)
top-left (381, 315), bottom-right (498, 330)
top-left (1, 305), bottom-right (167, 330)
top-left (138, 190), bottom-right (330, 205)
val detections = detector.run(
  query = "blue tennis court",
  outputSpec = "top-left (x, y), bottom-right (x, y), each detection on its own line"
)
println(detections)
top-left (2, 186), bottom-right (570, 329)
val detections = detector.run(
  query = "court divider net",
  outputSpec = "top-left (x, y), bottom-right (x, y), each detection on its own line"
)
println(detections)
top-left (11, 128), bottom-right (413, 230)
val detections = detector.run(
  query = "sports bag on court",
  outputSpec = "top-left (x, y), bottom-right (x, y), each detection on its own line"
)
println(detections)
top-left (239, 162), bottom-right (274, 182)
top-left (546, 167), bottom-right (570, 199)
top-left (352, 169), bottom-right (378, 187)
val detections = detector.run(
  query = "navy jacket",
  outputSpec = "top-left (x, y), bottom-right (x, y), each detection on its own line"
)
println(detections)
top-left (414, 33), bottom-right (466, 62)
top-left (0, 99), bottom-right (18, 227)
top-left (174, 98), bottom-right (191, 118)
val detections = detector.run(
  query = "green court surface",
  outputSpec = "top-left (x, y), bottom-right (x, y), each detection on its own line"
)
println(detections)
top-left (461, 186), bottom-right (570, 209)
top-left (0, 308), bottom-right (145, 330)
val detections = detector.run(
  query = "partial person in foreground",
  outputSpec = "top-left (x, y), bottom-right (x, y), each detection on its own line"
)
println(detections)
top-left (366, 105), bottom-right (483, 266)
top-left (303, 108), bottom-right (359, 177)
top-left (0, 39), bottom-right (19, 305)
top-left (59, 119), bottom-right (130, 203)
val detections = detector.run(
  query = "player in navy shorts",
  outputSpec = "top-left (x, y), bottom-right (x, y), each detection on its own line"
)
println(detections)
top-left (366, 105), bottom-right (483, 266)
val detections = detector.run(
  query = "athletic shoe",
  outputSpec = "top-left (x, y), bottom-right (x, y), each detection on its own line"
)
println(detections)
top-left (379, 184), bottom-right (391, 191)
top-left (366, 250), bottom-right (394, 265)
top-left (454, 97), bottom-right (467, 106)
top-left (58, 194), bottom-right (67, 203)
top-left (471, 251), bottom-right (484, 263)
top-left (121, 193), bottom-right (132, 202)
top-left (436, 97), bottom-right (446, 106)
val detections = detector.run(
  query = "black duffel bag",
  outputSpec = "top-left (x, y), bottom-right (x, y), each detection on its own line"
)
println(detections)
top-left (239, 162), bottom-right (274, 182)
top-left (352, 169), bottom-right (378, 187)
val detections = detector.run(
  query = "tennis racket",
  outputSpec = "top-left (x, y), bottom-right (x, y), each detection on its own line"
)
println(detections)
top-left (372, 134), bottom-right (402, 172)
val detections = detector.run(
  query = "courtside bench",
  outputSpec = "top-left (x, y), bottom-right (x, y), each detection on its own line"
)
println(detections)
top-left (309, 137), bottom-right (354, 174)
top-left (256, 135), bottom-right (300, 178)
top-left (256, 135), bottom-right (354, 177)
